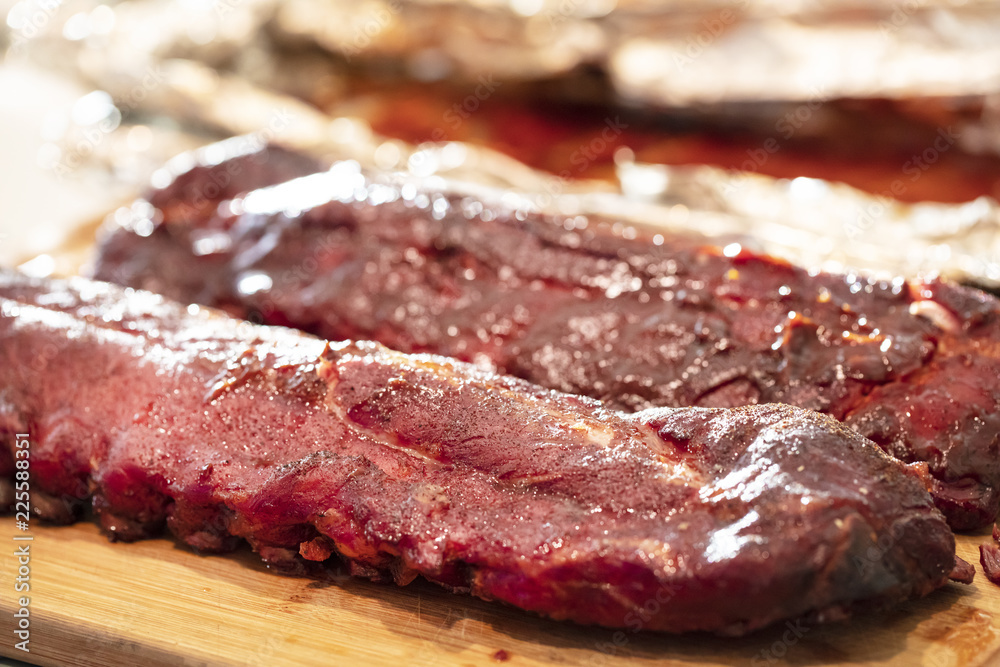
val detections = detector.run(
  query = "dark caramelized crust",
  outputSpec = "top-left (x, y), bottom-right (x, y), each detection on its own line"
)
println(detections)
top-left (980, 545), bottom-right (1000, 586)
top-left (92, 143), bottom-right (1000, 529)
top-left (0, 271), bottom-right (956, 634)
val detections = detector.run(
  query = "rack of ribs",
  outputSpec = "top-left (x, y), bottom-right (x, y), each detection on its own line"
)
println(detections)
top-left (92, 141), bottom-right (1000, 530)
top-left (0, 270), bottom-right (959, 634)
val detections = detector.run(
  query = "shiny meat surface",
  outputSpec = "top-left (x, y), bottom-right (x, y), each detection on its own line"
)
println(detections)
top-left (980, 545), bottom-right (1000, 586)
top-left (92, 143), bottom-right (1000, 530)
top-left (0, 271), bottom-right (956, 634)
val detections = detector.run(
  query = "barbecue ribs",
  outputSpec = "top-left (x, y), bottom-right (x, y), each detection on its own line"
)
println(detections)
top-left (92, 142), bottom-right (1000, 530)
top-left (0, 271), bottom-right (957, 634)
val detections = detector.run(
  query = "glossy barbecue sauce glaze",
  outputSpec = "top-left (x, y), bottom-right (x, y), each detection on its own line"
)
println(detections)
top-left (0, 272), bottom-right (959, 634)
top-left (92, 142), bottom-right (1000, 530)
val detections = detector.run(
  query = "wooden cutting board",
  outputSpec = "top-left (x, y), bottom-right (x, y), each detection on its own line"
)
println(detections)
top-left (0, 517), bottom-right (998, 667)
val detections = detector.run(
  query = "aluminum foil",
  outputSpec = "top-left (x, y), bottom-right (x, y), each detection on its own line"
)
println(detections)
top-left (5, 0), bottom-right (1000, 288)
top-left (608, 4), bottom-right (1000, 106)
top-left (267, 0), bottom-right (1000, 106)
top-left (615, 160), bottom-right (1000, 287)
top-left (11, 0), bottom-right (1000, 105)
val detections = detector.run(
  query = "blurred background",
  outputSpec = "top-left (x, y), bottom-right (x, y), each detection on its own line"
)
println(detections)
top-left (2, 0), bottom-right (1000, 287)
top-left (0, 55), bottom-right (126, 266)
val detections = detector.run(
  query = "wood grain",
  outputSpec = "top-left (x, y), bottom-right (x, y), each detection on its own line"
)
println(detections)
top-left (0, 517), bottom-right (998, 667)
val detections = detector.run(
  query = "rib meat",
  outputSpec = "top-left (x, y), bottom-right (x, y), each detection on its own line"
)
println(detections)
top-left (980, 545), bottom-right (1000, 586)
top-left (92, 142), bottom-right (1000, 530)
top-left (0, 271), bottom-right (957, 634)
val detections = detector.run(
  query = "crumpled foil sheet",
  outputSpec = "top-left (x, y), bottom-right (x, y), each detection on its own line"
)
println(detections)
top-left (9, 0), bottom-right (1000, 106)
top-left (5, 0), bottom-right (1000, 287)
top-left (616, 160), bottom-right (1000, 286)
top-left (271, 0), bottom-right (1000, 106)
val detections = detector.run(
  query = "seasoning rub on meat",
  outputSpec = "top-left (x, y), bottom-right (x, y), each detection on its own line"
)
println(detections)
top-left (0, 271), bottom-right (958, 634)
top-left (93, 141), bottom-right (1000, 529)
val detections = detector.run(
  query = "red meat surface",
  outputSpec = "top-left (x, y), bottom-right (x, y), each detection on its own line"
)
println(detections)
top-left (0, 271), bottom-right (956, 634)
